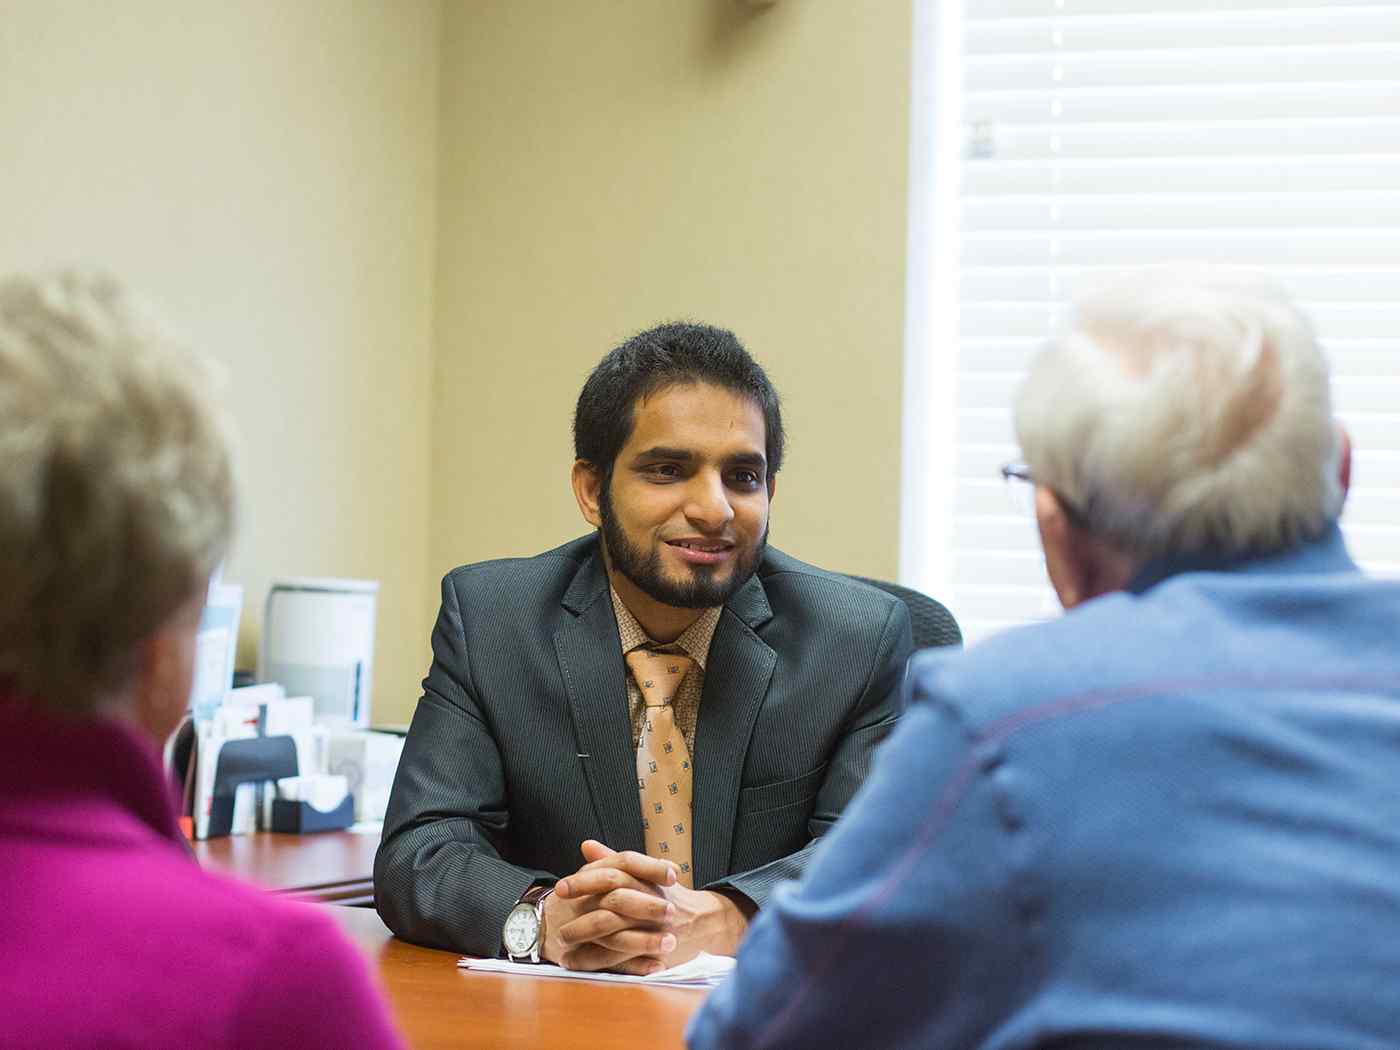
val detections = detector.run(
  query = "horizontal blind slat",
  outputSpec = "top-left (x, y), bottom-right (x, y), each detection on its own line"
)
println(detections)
top-left (959, 267), bottom-right (1400, 303)
top-left (954, 339), bottom-right (1400, 371)
top-left (952, 552), bottom-right (1051, 589)
top-left (959, 301), bottom-right (1400, 340)
top-left (966, 82), bottom-right (1400, 124)
top-left (972, 2), bottom-right (1386, 18)
top-left (964, 191), bottom-right (1400, 231)
top-left (968, 10), bottom-right (1400, 54)
top-left (967, 45), bottom-right (1400, 90)
top-left (971, 118), bottom-right (1400, 160)
top-left (965, 155), bottom-right (1400, 195)
top-left (962, 231), bottom-right (1400, 265)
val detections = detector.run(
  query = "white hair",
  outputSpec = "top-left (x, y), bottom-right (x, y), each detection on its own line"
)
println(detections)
top-left (0, 271), bottom-right (237, 711)
top-left (1015, 264), bottom-right (1342, 563)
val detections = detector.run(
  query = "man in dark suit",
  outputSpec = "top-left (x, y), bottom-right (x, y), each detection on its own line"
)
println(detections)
top-left (375, 323), bottom-right (913, 972)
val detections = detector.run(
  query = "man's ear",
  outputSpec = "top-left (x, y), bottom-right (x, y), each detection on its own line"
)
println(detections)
top-left (1034, 486), bottom-right (1136, 611)
top-left (572, 459), bottom-right (604, 528)
top-left (1035, 487), bottom-right (1085, 609)
top-left (766, 474), bottom-right (776, 503)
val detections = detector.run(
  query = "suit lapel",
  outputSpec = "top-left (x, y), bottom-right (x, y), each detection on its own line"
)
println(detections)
top-left (553, 553), bottom-right (646, 855)
top-left (692, 572), bottom-right (776, 887)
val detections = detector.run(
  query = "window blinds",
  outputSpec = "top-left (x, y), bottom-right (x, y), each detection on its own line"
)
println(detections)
top-left (907, 1), bottom-right (1400, 643)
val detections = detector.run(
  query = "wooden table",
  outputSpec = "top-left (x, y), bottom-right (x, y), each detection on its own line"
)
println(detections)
top-left (328, 906), bottom-right (708, 1049)
top-left (192, 828), bottom-right (380, 904)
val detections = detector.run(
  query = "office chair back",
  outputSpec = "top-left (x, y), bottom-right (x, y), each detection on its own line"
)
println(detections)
top-left (849, 576), bottom-right (962, 650)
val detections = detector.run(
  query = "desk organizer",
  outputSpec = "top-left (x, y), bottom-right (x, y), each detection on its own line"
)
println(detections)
top-left (270, 795), bottom-right (356, 833)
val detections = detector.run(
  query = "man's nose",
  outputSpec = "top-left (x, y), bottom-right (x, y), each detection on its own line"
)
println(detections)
top-left (684, 471), bottom-right (735, 531)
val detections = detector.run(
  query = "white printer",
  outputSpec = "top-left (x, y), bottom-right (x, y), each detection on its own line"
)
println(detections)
top-left (258, 577), bottom-right (379, 728)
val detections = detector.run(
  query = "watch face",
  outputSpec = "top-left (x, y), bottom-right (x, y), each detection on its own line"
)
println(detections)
top-left (503, 903), bottom-right (540, 956)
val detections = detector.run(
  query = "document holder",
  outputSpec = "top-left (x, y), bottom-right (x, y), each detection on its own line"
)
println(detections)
top-left (269, 795), bottom-right (356, 833)
top-left (206, 736), bottom-right (300, 838)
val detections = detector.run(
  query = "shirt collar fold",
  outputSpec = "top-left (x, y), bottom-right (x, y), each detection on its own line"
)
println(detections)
top-left (609, 587), bottom-right (721, 672)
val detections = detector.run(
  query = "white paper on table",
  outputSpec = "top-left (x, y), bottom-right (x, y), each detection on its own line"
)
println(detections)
top-left (458, 951), bottom-right (735, 987)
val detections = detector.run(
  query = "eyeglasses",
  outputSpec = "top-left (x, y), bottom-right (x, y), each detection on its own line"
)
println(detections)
top-left (999, 461), bottom-right (1090, 527)
top-left (1000, 462), bottom-right (1033, 486)
top-left (1000, 462), bottom-right (1037, 517)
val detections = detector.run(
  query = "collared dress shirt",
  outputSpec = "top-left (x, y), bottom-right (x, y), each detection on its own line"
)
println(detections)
top-left (610, 586), bottom-right (721, 758)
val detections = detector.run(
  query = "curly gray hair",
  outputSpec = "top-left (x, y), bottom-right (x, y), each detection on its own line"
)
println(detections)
top-left (0, 272), bottom-right (237, 711)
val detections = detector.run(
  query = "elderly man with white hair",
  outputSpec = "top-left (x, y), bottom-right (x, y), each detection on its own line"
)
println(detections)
top-left (688, 265), bottom-right (1400, 1050)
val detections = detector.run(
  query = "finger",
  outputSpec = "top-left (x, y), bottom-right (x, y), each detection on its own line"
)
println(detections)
top-left (581, 849), bottom-right (678, 886)
top-left (547, 893), bottom-right (600, 925)
top-left (608, 955), bottom-right (666, 977)
top-left (579, 839), bottom-right (616, 864)
top-left (593, 929), bottom-right (677, 958)
top-left (558, 850), bottom-right (680, 898)
top-left (556, 908), bottom-right (637, 948)
top-left (557, 896), bottom-right (673, 946)
top-left (560, 942), bottom-right (649, 973)
top-left (597, 887), bottom-right (675, 924)
top-left (557, 865), bottom-right (660, 901)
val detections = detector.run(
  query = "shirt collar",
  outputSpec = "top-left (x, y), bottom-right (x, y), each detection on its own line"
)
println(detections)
top-left (1127, 521), bottom-right (1358, 595)
top-left (609, 586), bottom-right (721, 671)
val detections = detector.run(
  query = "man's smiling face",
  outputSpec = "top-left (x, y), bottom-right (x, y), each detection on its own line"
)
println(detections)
top-left (595, 381), bottom-right (772, 611)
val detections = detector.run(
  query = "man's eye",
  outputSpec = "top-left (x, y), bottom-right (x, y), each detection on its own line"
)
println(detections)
top-left (649, 464), bottom-right (681, 478)
top-left (730, 470), bottom-right (761, 487)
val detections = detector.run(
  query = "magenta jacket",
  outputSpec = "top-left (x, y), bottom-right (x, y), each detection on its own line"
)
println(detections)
top-left (0, 697), bottom-right (404, 1050)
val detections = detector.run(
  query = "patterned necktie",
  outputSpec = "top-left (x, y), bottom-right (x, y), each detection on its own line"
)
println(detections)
top-left (625, 648), bottom-right (696, 889)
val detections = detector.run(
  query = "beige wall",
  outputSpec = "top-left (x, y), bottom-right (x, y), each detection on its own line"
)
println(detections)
top-left (2, 2), bottom-right (914, 722)
top-left (431, 2), bottom-right (912, 581)
top-left (0, 1), bottom-right (441, 724)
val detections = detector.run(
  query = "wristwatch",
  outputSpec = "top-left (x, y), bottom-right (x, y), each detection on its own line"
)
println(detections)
top-left (502, 884), bottom-right (553, 963)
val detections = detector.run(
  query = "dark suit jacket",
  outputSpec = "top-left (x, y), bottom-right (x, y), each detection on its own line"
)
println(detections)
top-left (375, 535), bottom-right (913, 955)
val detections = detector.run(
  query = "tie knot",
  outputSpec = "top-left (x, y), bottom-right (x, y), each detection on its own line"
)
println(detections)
top-left (625, 649), bottom-right (694, 707)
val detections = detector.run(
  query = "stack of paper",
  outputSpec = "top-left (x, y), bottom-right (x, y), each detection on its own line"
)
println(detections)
top-left (458, 952), bottom-right (735, 988)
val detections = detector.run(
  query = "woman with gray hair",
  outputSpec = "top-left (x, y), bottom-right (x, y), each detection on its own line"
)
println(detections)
top-left (0, 272), bottom-right (403, 1049)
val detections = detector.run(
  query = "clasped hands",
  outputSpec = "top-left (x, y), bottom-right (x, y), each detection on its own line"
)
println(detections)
top-left (540, 839), bottom-right (750, 975)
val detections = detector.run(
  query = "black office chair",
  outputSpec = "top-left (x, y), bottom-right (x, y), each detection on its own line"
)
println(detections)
top-left (848, 576), bottom-right (962, 650)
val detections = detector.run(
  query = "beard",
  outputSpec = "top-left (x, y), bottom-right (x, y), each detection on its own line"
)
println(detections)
top-left (598, 482), bottom-right (767, 609)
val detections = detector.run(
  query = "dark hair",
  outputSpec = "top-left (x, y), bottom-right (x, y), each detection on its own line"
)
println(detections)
top-left (573, 321), bottom-right (785, 481)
